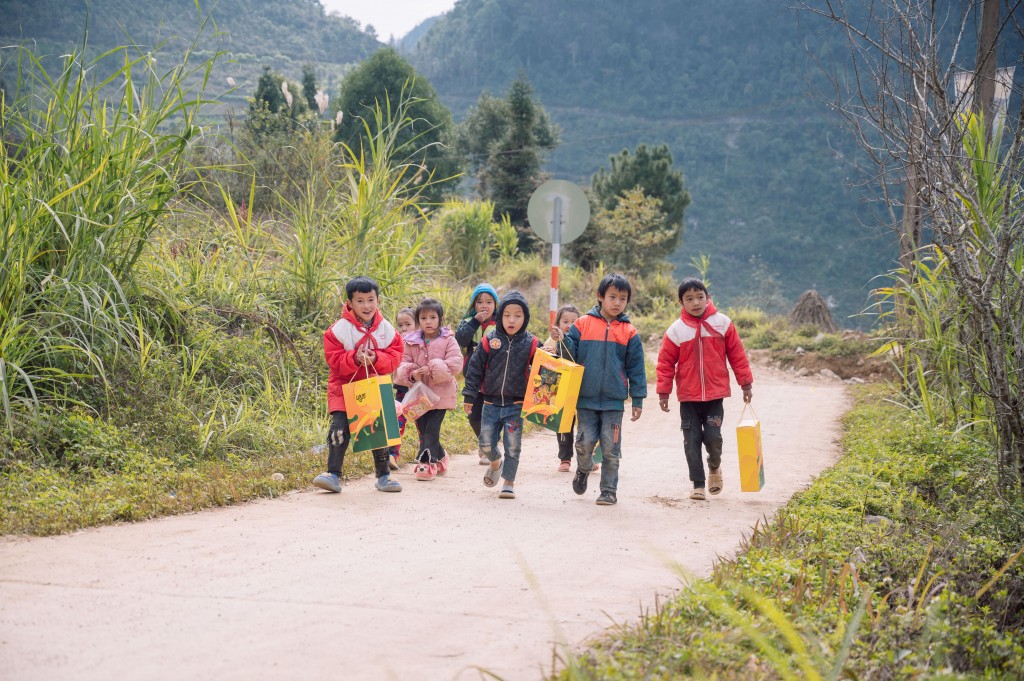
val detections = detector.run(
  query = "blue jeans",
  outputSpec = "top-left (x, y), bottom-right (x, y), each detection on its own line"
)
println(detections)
top-left (479, 402), bottom-right (524, 482)
top-left (575, 408), bottom-right (622, 494)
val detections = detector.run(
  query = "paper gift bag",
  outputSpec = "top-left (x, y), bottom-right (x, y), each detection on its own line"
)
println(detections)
top-left (736, 404), bottom-right (765, 492)
top-left (343, 375), bottom-right (403, 453)
top-left (521, 349), bottom-right (585, 433)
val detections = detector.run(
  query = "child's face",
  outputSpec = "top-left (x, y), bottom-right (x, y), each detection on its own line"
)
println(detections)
top-left (418, 310), bottom-right (440, 337)
top-left (681, 288), bottom-right (708, 318)
top-left (597, 286), bottom-right (629, 320)
top-left (396, 312), bottom-right (416, 335)
top-left (501, 304), bottom-right (525, 336)
top-left (557, 311), bottom-right (579, 334)
top-left (349, 290), bottom-right (378, 323)
top-left (474, 293), bottom-right (496, 318)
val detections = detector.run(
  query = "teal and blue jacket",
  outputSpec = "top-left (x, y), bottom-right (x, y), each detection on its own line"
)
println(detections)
top-left (562, 306), bottom-right (647, 411)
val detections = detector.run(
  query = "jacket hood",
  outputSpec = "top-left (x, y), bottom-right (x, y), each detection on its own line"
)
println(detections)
top-left (496, 290), bottom-right (531, 336)
top-left (342, 302), bottom-right (383, 333)
top-left (680, 300), bottom-right (718, 326)
top-left (463, 283), bottom-right (499, 320)
top-left (404, 327), bottom-right (454, 345)
top-left (585, 304), bottom-right (632, 324)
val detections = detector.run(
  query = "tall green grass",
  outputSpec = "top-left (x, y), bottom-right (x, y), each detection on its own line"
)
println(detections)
top-left (0, 39), bottom-right (218, 429)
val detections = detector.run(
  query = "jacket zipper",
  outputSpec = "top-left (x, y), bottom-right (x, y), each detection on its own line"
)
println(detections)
top-left (698, 320), bottom-right (707, 400)
top-left (499, 333), bottom-right (512, 402)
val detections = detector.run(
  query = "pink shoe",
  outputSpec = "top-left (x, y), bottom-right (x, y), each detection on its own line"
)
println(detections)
top-left (436, 453), bottom-right (450, 476)
top-left (558, 460), bottom-right (571, 473)
top-left (415, 460), bottom-right (437, 481)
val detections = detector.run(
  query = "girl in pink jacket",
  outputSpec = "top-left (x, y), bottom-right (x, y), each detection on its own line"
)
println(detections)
top-left (395, 298), bottom-right (463, 481)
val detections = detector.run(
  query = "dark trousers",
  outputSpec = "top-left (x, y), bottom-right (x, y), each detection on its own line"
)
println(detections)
top-left (415, 408), bottom-right (447, 463)
top-left (468, 394), bottom-right (484, 437)
top-left (327, 410), bottom-right (391, 478)
top-left (556, 419), bottom-right (576, 461)
top-left (679, 399), bottom-right (724, 488)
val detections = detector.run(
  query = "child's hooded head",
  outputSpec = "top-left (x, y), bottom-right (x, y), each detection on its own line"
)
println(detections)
top-left (497, 290), bottom-right (530, 337)
top-left (465, 282), bottom-right (499, 320)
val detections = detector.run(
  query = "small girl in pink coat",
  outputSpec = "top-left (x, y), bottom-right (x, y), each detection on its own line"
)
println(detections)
top-left (395, 298), bottom-right (463, 481)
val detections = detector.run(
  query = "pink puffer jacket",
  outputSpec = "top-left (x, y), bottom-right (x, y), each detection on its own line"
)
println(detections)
top-left (394, 328), bottom-right (463, 410)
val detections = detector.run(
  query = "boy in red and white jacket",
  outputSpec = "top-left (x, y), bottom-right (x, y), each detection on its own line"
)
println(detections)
top-left (656, 278), bottom-right (753, 501)
top-left (313, 276), bottom-right (404, 494)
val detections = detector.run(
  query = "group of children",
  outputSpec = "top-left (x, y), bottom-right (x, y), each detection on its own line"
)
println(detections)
top-left (312, 272), bottom-right (753, 504)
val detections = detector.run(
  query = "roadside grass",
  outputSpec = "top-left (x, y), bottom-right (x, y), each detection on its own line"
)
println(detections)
top-left (556, 384), bottom-right (1024, 679)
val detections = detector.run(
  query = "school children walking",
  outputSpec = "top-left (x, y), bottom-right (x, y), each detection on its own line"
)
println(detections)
top-left (462, 291), bottom-right (538, 500)
top-left (313, 276), bottom-right (404, 494)
top-left (542, 304), bottom-right (581, 472)
top-left (558, 273), bottom-right (647, 506)
top-left (455, 283), bottom-right (499, 463)
top-left (395, 299), bottom-right (463, 481)
top-left (656, 278), bottom-right (753, 500)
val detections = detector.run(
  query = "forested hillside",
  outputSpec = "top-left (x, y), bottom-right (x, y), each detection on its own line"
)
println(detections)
top-left (0, 0), bottom-right (380, 113)
top-left (411, 0), bottom-right (900, 321)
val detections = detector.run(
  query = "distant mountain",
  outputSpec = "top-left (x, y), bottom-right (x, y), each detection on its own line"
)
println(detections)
top-left (0, 0), bottom-right (383, 114)
top-left (406, 0), bottom-right (907, 322)
top-left (397, 15), bottom-right (440, 53)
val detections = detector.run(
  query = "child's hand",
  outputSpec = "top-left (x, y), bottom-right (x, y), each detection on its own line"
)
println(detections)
top-left (631, 406), bottom-right (642, 421)
top-left (474, 310), bottom-right (490, 324)
top-left (549, 326), bottom-right (563, 341)
top-left (743, 388), bottom-right (753, 403)
top-left (462, 402), bottom-right (473, 415)
top-left (659, 398), bottom-right (669, 412)
top-left (413, 367), bottom-right (429, 381)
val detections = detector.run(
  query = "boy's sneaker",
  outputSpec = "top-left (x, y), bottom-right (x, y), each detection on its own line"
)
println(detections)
top-left (572, 468), bottom-right (588, 495)
top-left (436, 453), bottom-right (451, 476)
top-left (596, 491), bottom-right (617, 506)
top-left (375, 475), bottom-right (402, 493)
top-left (312, 472), bottom-right (341, 493)
top-left (558, 460), bottom-right (571, 473)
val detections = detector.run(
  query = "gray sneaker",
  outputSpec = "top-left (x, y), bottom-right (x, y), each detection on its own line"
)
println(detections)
top-left (312, 472), bottom-right (341, 493)
top-left (596, 491), bottom-right (617, 506)
top-left (375, 475), bottom-right (402, 493)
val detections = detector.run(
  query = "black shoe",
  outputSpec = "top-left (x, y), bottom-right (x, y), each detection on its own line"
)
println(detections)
top-left (596, 492), bottom-right (617, 506)
top-left (572, 468), bottom-right (588, 495)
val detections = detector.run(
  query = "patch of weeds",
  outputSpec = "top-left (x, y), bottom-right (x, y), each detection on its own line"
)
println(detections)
top-left (556, 385), bottom-right (1024, 680)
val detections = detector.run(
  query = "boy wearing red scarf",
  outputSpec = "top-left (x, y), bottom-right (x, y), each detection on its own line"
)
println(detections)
top-left (656, 278), bottom-right (753, 501)
top-left (313, 276), bottom-right (404, 494)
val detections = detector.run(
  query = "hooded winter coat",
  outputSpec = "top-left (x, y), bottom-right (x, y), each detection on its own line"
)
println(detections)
top-left (455, 283), bottom-right (499, 364)
top-left (462, 290), bottom-right (538, 407)
top-left (562, 306), bottom-right (647, 411)
top-left (394, 327), bottom-right (463, 410)
top-left (655, 300), bottom-right (753, 403)
top-left (323, 304), bottom-right (404, 413)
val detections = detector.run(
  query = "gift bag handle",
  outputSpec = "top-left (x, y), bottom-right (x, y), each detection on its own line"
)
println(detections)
top-left (556, 336), bottom-right (577, 364)
top-left (738, 402), bottom-right (758, 424)
top-left (347, 340), bottom-right (380, 384)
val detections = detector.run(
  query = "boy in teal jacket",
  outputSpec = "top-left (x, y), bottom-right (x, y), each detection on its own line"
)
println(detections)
top-left (557, 273), bottom-right (647, 506)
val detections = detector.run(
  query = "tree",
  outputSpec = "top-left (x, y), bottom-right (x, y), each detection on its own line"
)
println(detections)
top-left (301, 64), bottom-right (318, 113)
top-left (456, 81), bottom-right (559, 201)
top-left (334, 47), bottom-right (459, 203)
top-left (803, 1), bottom-right (1024, 487)
top-left (246, 66), bottom-right (309, 138)
top-left (570, 143), bottom-right (691, 270)
top-left (592, 188), bottom-right (677, 273)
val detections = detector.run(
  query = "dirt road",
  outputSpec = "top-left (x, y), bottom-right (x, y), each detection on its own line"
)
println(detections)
top-left (0, 368), bottom-right (848, 681)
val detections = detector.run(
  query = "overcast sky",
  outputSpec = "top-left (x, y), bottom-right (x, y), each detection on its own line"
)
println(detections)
top-left (318, 0), bottom-right (458, 42)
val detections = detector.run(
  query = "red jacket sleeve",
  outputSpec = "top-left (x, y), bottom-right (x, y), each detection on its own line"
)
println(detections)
top-left (324, 328), bottom-right (360, 377)
top-left (656, 333), bottom-right (680, 398)
top-left (725, 323), bottom-right (753, 389)
top-left (373, 330), bottom-right (404, 375)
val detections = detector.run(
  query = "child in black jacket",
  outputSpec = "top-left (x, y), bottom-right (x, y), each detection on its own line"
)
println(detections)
top-left (462, 290), bottom-right (538, 500)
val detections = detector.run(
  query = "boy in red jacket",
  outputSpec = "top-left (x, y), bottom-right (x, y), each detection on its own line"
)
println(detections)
top-left (656, 278), bottom-right (753, 501)
top-left (313, 276), bottom-right (405, 494)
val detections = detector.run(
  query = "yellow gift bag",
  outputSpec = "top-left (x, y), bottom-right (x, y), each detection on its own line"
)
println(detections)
top-left (736, 403), bottom-right (765, 492)
top-left (343, 375), bottom-right (403, 453)
top-left (521, 349), bottom-right (585, 433)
